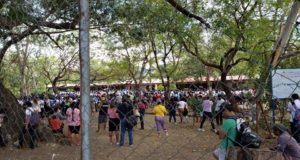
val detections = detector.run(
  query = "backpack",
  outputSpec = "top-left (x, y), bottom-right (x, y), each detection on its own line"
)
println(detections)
top-left (126, 115), bottom-right (137, 128)
top-left (29, 108), bottom-right (40, 126)
top-left (229, 117), bottom-right (262, 148)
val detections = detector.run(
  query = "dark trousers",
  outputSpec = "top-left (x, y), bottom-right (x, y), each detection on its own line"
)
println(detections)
top-left (169, 110), bottom-right (176, 123)
top-left (290, 122), bottom-right (295, 134)
top-left (139, 109), bottom-right (145, 129)
top-left (200, 111), bottom-right (215, 129)
top-left (0, 129), bottom-right (5, 147)
top-left (19, 125), bottom-right (37, 148)
top-left (293, 126), bottom-right (300, 143)
top-left (215, 110), bottom-right (223, 125)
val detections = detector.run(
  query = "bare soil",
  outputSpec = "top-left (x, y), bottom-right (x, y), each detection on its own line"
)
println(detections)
top-left (0, 114), bottom-right (276, 160)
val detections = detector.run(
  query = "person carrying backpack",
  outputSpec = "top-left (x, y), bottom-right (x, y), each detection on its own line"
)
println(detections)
top-left (117, 98), bottom-right (135, 146)
top-left (212, 103), bottom-right (237, 160)
top-left (18, 101), bottom-right (40, 149)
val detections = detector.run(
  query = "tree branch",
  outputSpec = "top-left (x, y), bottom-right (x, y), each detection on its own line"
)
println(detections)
top-left (279, 50), bottom-right (300, 60)
top-left (0, 26), bottom-right (37, 63)
top-left (165, 0), bottom-right (211, 28)
top-left (229, 57), bottom-right (250, 68)
top-left (181, 40), bottom-right (221, 69)
top-left (35, 26), bottom-right (63, 50)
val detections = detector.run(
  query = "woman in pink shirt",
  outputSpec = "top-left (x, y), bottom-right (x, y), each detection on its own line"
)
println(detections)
top-left (108, 103), bottom-right (120, 145)
top-left (66, 101), bottom-right (81, 146)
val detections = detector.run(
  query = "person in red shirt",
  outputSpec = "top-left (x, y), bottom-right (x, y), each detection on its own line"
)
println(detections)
top-left (49, 115), bottom-right (63, 134)
top-left (138, 100), bottom-right (147, 130)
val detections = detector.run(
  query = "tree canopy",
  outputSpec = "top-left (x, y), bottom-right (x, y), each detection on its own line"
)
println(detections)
top-left (0, 0), bottom-right (299, 98)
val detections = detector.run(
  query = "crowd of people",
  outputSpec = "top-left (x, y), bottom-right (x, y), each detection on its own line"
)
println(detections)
top-left (5, 89), bottom-right (300, 160)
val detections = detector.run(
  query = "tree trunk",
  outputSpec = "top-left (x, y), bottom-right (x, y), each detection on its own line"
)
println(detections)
top-left (271, 0), bottom-right (300, 67)
top-left (220, 71), bottom-right (241, 113)
top-left (165, 76), bottom-right (171, 101)
top-left (52, 82), bottom-right (58, 94)
top-left (0, 80), bottom-right (24, 142)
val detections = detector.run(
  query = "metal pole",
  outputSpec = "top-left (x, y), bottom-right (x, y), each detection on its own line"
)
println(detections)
top-left (272, 99), bottom-right (276, 125)
top-left (79, 0), bottom-right (90, 160)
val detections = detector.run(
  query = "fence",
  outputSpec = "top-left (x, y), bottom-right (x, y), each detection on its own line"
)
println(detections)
top-left (1, 0), bottom-right (300, 160)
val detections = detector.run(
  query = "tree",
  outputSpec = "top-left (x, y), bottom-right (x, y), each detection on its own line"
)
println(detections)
top-left (38, 48), bottom-right (78, 94)
top-left (255, 0), bottom-right (300, 100)
top-left (151, 33), bottom-right (182, 100)
top-left (167, 0), bottom-right (300, 105)
top-left (104, 0), bottom-right (187, 100)
top-left (0, 0), bottom-right (79, 63)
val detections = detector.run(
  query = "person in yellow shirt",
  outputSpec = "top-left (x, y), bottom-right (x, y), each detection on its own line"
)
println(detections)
top-left (153, 101), bottom-right (168, 138)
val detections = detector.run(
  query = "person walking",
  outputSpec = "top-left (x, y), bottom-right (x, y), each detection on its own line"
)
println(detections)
top-left (215, 95), bottom-right (225, 125)
top-left (153, 101), bottom-right (168, 138)
top-left (177, 98), bottom-right (188, 123)
top-left (198, 96), bottom-right (216, 132)
top-left (212, 103), bottom-right (237, 160)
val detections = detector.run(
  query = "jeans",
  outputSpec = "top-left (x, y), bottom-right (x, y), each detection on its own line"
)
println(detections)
top-left (200, 111), bottom-right (215, 129)
top-left (120, 118), bottom-right (133, 145)
top-left (169, 110), bottom-right (176, 123)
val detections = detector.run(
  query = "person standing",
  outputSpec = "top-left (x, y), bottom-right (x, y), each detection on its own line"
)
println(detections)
top-left (272, 124), bottom-right (300, 160)
top-left (168, 97), bottom-right (177, 124)
top-left (108, 103), bottom-right (120, 145)
top-left (66, 101), bottom-right (81, 146)
top-left (32, 97), bottom-right (41, 118)
top-left (287, 100), bottom-right (296, 135)
top-left (117, 98), bottom-right (134, 146)
top-left (212, 103), bottom-right (237, 160)
top-left (188, 94), bottom-right (203, 124)
top-left (138, 99), bottom-right (147, 130)
top-left (198, 96), bottom-right (216, 131)
top-left (215, 95), bottom-right (225, 125)
top-left (96, 95), bottom-right (109, 132)
top-left (291, 93), bottom-right (300, 142)
top-left (18, 101), bottom-right (40, 149)
top-left (153, 101), bottom-right (168, 138)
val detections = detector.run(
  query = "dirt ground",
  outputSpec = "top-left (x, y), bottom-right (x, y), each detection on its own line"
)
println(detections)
top-left (0, 114), bottom-right (276, 160)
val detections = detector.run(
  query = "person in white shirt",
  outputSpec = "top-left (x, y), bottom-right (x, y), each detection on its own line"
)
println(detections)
top-left (198, 96), bottom-right (216, 132)
top-left (291, 93), bottom-right (300, 142)
top-left (215, 95), bottom-right (225, 125)
top-left (287, 101), bottom-right (295, 134)
top-left (177, 98), bottom-right (188, 123)
top-left (18, 101), bottom-right (38, 149)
